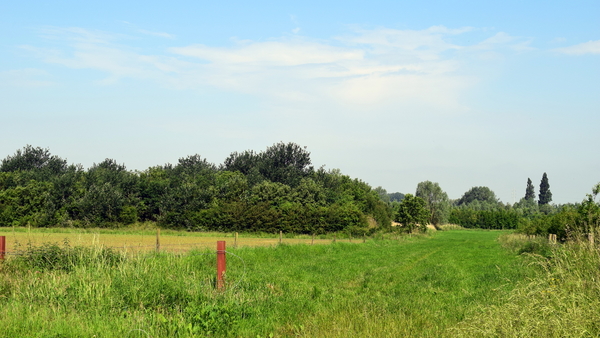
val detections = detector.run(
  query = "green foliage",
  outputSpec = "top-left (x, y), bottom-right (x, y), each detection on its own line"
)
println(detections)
top-left (0, 145), bottom-right (67, 180)
top-left (449, 207), bottom-right (520, 229)
top-left (525, 177), bottom-right (535, 201)
top-left (457, 186), bottom-right (499, 206)
top-left (575, 183), bottom-right (600, 233)
top-left (0, 144), bottom-right (392, 233)
top-left (373, 186), bottom-right (390, 203)
top-left (415, 181), bottom-right (450, 226)
top-left (538, 172), bottom-right (552, 205)
top-left (394, 194), bottom-right (429, 232)
top-left (516, 184), bottom-right (599, 238)
top-left (0, 177), bottom-right (52, 226)
top-left (388, 192), bottom-right (405, 202)
top-left (119, 205), bottom-right (138, 224)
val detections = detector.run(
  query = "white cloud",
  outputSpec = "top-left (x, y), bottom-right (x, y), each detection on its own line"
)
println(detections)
top-left (23, 26), bottom-right (529, 112)
top-left (137, 29), bottom-right (175, 39)
top-left (472, 32), bottom-right (534, 51)
top-left (555, 40), bottom-right (600, 55)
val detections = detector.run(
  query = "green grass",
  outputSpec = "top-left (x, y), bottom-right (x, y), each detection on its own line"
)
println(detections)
top-left (452, 231), bottom-right (600, 337)
top-left (0, 230), bottom-right (532, 337)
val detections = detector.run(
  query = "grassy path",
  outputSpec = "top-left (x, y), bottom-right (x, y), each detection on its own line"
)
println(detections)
top-left (0, 230), bottom-right (530, 337)
top-left (237, 230), bottom-right (530, 337)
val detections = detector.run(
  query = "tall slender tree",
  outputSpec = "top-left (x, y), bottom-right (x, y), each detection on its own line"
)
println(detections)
top-left (538, 172), bottom-right (552, 205)
top-left (525, 178), bottom-right (535, 201)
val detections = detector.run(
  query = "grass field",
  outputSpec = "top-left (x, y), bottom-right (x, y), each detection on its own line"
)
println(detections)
top-left (0, 229), bottom-right (533, 337)
top-left (0, 226), bottom-right (338, 253)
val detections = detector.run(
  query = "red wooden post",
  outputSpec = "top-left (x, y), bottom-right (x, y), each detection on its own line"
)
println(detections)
top-left (0, 236), bottom-right (5, 260)
top-left (216, 241), bottom-right (226, 289)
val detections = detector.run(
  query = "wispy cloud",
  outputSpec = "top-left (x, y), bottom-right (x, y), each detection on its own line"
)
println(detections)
top-left (22, 26), bottom-right (530, 112)
top-left (137, 29), bottom-right (175, 39)
top-left (555, 40), bottom-right (600, 55)
top-left (471, 32), bottom-right (534, 51)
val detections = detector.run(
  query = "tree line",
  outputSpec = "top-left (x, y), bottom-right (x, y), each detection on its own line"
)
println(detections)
top-left (1, 144), bottom-right (598, 237)
top-left (0, 144), bottom-right (391, 234)
top-left (389, 173), bottom-right (599, 240)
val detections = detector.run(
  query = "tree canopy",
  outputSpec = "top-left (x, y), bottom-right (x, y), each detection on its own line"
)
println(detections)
top-left (457, 186), bottom-right (498, 206)
top-left (415, 181), bottom-right (449, 226)
top-left (394, 194), bottom-right (429, 233)
top-left (0, 143), bottom-right (391, 234)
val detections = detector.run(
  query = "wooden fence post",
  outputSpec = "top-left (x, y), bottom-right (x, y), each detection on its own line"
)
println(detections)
top-left (333, 234), bottom-right (336, 243)
top-left (279, 231), bottom-right (283, 244)
top-left (234, 232), bottom-right (238, 249)
top-left (311, 233), bottom-right (314, 245)
top-left (0, 236), bottom-right (5, 260)
top-left (156, 229), bottom-right (160, 252)
top-left (216, 241), bottom-right (226, 289)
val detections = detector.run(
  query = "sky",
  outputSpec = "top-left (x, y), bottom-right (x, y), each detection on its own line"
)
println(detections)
top-left (1, 0), bottom-right (599, 204)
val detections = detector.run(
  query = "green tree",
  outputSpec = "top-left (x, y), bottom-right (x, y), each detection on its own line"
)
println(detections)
top-left (538, 172), bottom-right (552, 205)
top-left (576, 183), bottom-right (600, 234)
top-left (525, 178), bottom-right (535, 201)
top-left (374, 186), bottom-right (390, 203)
top-left (258, 142), bottom-right (313, 187)
top-left (394, 194), bottom-right (429, 233)
top-left (415, 181), bottom-right (449, 226)
top-left (388, 192), bottom-right (405, 202)
top-left (457, 186), bottom-right (499, 206)
top-left (1, 145), bottom-right (67, 180)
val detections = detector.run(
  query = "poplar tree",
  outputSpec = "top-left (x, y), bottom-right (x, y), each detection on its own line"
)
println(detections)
top-left (525, 178), bottom-right (535, 201)
top-left (538, 173), bottom-right (552, 205)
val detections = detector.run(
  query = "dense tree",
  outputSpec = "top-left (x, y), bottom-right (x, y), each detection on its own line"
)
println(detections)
top-left (525, 178), bottom-right (535, 201)
top-left (374, 186), bottom-right (390, 203)
top-left (415, 181), bottom-right (449, 226)
top-left (258, 142), bottom-right (313, 187)
top-left (0, 144), bottom-right (393, 233)
top-left (394, 194), bottom-right (429, 233)
top-left (388, 192), bottom-right (405, 202)
top-left (538, 172), bottom-right (552, 205)
top-left (0, 145), bottom-right (67, 180)
top-left (222, 150), bottom-right (259, 175)
top-left (457, 186), bottom-right (499, 206)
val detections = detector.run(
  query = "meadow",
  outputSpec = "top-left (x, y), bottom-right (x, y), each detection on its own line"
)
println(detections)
top-left (0, 229), bottom-right (539, 337)
top-left (0, 226), bottom-right (336, 253)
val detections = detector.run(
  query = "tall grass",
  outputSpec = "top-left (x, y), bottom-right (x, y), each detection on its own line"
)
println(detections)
top-left (0, 230), bottom-right (531, 337)
top-left (452, 230), bottom-right (600, 337)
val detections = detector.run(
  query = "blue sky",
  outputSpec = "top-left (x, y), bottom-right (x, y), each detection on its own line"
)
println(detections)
top-left (1, 0), bottom-right (599, 204)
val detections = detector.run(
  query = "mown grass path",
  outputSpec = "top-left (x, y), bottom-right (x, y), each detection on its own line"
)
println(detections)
top-left (237, 230), bottom-right (531, 337)
top-left (0, 230), bottom-right (531, 337)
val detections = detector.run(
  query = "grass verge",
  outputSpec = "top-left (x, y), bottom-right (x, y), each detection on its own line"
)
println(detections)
top-left (451, 231), bottom-right (600, 337)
